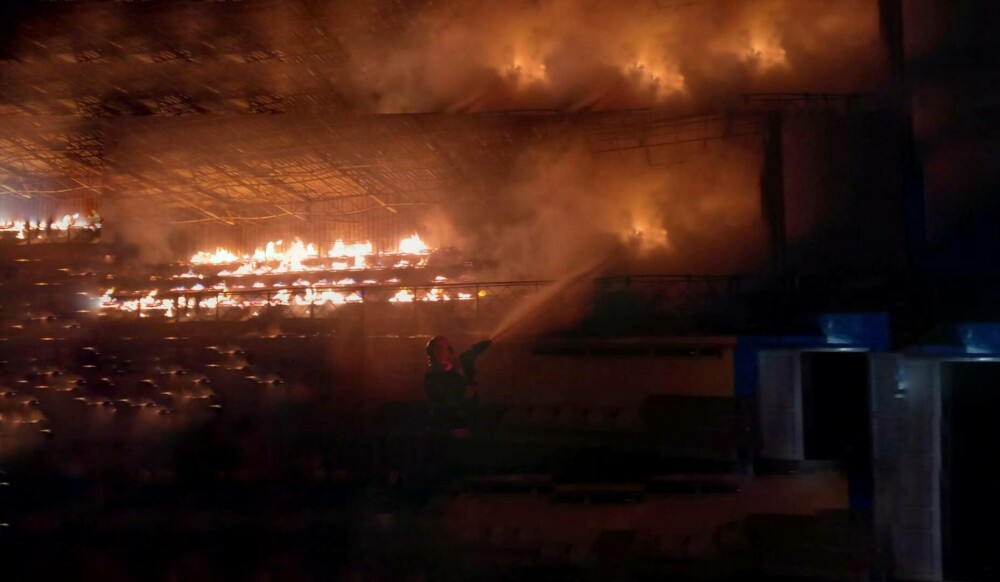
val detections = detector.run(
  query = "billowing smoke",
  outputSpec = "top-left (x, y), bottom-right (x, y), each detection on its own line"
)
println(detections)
top-left (1, 0), bottom-right (885, 273)
top-left (4, 0), bottom-right (886, 115)
top-left (339, 0), bottom-right (885, 113)
top-left (424, 136), bottom-right (768, 280)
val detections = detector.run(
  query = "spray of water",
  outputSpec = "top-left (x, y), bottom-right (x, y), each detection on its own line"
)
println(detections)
top-left (489, 253), bottom-right (613, 342)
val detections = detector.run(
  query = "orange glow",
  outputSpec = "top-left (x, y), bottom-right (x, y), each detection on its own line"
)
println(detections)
top-left (1, 213), bottom-right (100, 240)
top-left (622, 57), bottom-right (687, 99)
top-left (329, 239), bottom-right (374, 257)
top-left (398, 234), bottom-right (430, 254)
top-left (190, 234), bottom-right (429, 277)
top-left (422, 288), bottom-right (450, 302)
top-left (389, 289), bottom-right (415, 303)
top-left (504, 57), bottom-right (548, 87)
top-left (96, 233), bottom-right (487, 316)
top-left (191, 248), bottom-right (240, 265)
top-left (746, 38), bottom-right (788, 69)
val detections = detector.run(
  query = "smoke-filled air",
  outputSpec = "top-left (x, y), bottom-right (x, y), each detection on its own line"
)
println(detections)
top-left (0, 0), bottom-right (885, 283)
top-left (336, 0), bottom-right (885, 113)
top-left (424, 138), bottom-right (768, 281)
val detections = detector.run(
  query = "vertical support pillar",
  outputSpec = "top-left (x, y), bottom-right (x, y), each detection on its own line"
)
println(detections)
top-left (760, 111), bottom-right (787, 273)
top-left (880, 0), bottom-right (926, 271)
top-left (879, 0), bottom-right (906, 84)
top-left (900, 115), bottom-right (927, 271)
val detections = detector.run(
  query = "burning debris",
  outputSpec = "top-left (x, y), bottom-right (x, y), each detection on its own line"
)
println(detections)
top-left (97, 234), bottom-right (479, 319)
top-left (0, 212), bottom-right (102, 242)
top-left (190, 235), bottom-right (429, 277)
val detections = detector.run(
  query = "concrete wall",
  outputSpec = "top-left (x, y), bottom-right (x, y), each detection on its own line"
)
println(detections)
top-left (363, 335), bottom-right (737, 405)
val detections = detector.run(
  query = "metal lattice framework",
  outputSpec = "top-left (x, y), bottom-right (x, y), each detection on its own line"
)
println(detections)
top-left (0, 0), bottom-right (774, 246)
top-left (0, 0), bottom-right (364, 117)
top-left (100, 274), bottom-right (741, 327)
top-left (1, 108), bottom-right (765, 240)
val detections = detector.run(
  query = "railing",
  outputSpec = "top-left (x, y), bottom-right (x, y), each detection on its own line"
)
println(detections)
top-left (101, 274), bottom-right (744, 325)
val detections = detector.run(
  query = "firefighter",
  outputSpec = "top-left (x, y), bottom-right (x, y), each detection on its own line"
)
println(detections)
top-left (424, 336), bottom-right (491, 429)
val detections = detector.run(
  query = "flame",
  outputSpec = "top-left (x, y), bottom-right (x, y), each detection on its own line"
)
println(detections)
top-left (742, 19), bottom-right (789, 70)
top-left (1, 213), bottom-right (100, 240)
top-left (626, 225), bottom-right (670, 253)
top-left (621, 204), bottom-right (670, 253)
top-left (291, 289), bottom-right (363, 308)
top-left (192, 248), bottom-right (240, 265)
top-left (747, 40), bottom-right (787, 69)
top-left (99, 288), bottom-right (116, 308)
top-left (97, 233), bottom-right (484, 317)
top-left (398, 234), bottom-right (429, 254)
top-left (623, 59), bottom-right (686, 99)
top-left (329, 239), bottom-right (374, 258)
top-left (422, 288), bottom-right (450, 302)
top-left (273, 290), bottom-right (292, 305)
top-left (389, 289), bottom-right (415, 303)
top-left (187, 234), bottom-right (427, 279)
top-left (505, 57), bottom-right (548, 87)
top-left (98, 282), bottom-right (479, 313)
